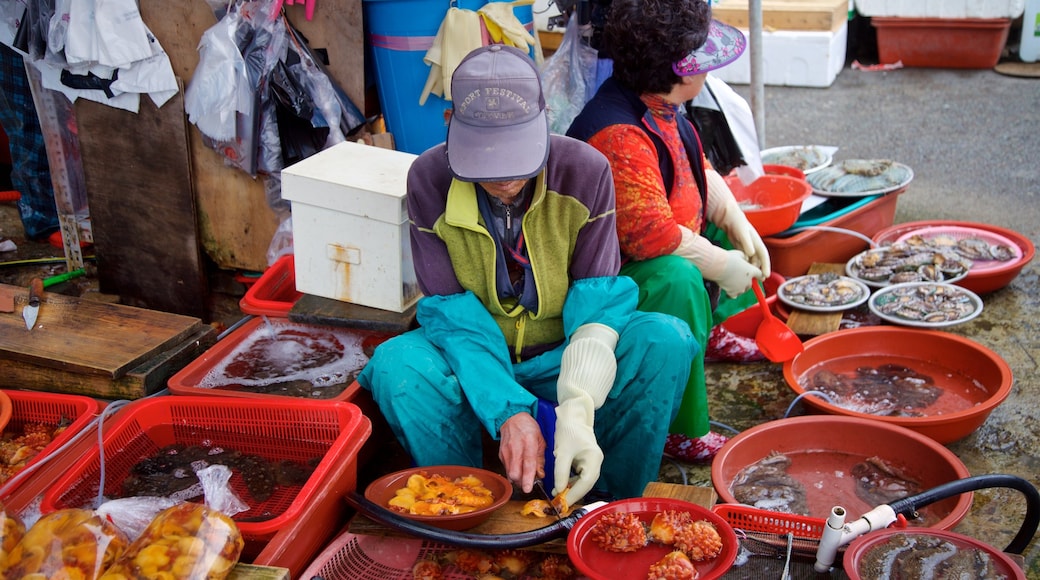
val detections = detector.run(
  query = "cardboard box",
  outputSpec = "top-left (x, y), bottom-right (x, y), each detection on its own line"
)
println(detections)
top-left (708, 21), bottom-right (848, 87)
top-left (283, 141), bottom-right (422, 313)
top-left (712, 0), bottom-right (850, 32)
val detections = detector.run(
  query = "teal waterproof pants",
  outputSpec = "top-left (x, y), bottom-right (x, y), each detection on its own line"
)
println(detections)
top-left (620, 225), bottom-right (756, 437)
top-left (359, 311), bottom-right (695, 499)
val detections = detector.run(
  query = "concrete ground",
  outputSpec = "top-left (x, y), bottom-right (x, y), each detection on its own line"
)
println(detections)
top-left (1, 61), bottom-right (1038, 576)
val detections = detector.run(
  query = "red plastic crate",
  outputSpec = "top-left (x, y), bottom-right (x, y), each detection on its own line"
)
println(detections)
top-left (763, 189), bottom-right (903, 278)
top-left (39, 396), bottom-right (371, 542)
top-left (239, 254), bottom-right (303, 317)
top-left (166, 316), bottom-right (391, 402)
top-left (0, 389), bottom-right (101, 492)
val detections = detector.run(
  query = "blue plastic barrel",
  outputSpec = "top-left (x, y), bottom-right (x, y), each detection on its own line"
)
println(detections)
top-left (363, 0), bottom-right (534, 155)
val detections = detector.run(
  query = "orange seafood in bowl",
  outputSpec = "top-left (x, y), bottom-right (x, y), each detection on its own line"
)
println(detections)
top-left (1, 508), bottom-right (129, 579)
top-left (364, 465), bottom-right (512, 531)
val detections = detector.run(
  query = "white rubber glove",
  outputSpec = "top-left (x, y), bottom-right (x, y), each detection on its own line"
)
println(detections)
top-left (706, 168), bottom-right (772, 278)
top-left (672, 226), bottom-right (763, 298)
top-left (553, 323), bottom-right (618, 507)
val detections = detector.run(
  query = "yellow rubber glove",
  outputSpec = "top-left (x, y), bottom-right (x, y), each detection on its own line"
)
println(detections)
top-left (553, 323), bottom-right (618, 507)
top-left (420, 8), bottom-right (483, 104)
top-left (478, 1), bottom-right (543, 65)
top-left (672, 226), bottom-right (763, 298)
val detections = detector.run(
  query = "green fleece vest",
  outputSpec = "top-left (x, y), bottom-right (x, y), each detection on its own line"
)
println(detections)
top-left (433, 175), bottom-right (592, 361)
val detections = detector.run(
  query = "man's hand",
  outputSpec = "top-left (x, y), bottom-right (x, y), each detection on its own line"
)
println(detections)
top-left (499, 412), bottom-right (546, 494)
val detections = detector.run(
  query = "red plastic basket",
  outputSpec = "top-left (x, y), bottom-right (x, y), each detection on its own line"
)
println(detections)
top-left (713, 504), bottom-right (825, 539)
top-left (0, 389), bottom-right (101, 489)
top-left (39, 396), bottom-right (371, 542)
top-left (239, 254), bottom-right (303, 317)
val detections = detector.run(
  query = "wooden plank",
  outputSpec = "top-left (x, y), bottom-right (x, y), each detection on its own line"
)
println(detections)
top-left (75, 88), bottom-right (208, 318)
top-left (712, 0), bottom-right (849, 32)
top-left (289, 293), bottom-right (417, 335)
top-left (785, 263), bottom-right (846, 337)
top-left (642, 482), bottom-right (717, 507)
top-left (0, 323), bottom-right (217, 399)
top-left (228, 564), bottom-right (290, 580)
top-left (0, 283), bottom-right (209, 378)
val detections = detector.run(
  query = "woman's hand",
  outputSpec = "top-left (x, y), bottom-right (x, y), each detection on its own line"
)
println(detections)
top-left (499, 412), bottom-right (546, 494)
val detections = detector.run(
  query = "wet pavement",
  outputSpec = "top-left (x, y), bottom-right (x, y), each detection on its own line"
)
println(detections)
top-left (2, 63), bottom-right (1039, 577)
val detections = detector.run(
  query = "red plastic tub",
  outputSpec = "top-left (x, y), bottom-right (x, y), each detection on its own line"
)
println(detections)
top-left (872, 17), bottom-right (1011, 69)
top-left (167, 316), bottom-right (391, 402)
top-left (40, 396), bottom-right (372, 543)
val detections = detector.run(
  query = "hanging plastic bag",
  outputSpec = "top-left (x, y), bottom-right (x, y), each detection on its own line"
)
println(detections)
top-left (686, 75), bottom-right (764, 182)
top-left (184, 7), bottom-right (253, 142)
top-left (541, 15), bottom-right (598, 134)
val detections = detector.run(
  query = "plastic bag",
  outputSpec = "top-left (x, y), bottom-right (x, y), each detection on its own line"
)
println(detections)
top-left (541, 15), bottom-right (598, 134)
top-left (184, 7), bottom-right (253, 142)
top-left (98, 502), bottom-right (244, 580)
top-left (1, 508), bottom-right (130, 579)
top-left (0, 501), bottom-right (26, 566)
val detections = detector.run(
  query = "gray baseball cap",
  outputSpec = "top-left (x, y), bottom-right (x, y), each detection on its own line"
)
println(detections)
top-left (446, 45), bottom-right (549, 182)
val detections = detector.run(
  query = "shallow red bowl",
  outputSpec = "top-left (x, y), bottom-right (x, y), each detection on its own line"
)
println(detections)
top-left (843, 528), bottom-right (1026, 579)
top-left (782, 326), bottom-right (1013, 444)
top-left (363, 465), bottom-right (511, 532)
top-left (726, 174), bottom-right (813, 238)
top-left (872, 220), bottom-right (1035, 294)
top-left (711, 415), bottom-right (972, 530)
top-left (568, 497), bottom-right (738, 580)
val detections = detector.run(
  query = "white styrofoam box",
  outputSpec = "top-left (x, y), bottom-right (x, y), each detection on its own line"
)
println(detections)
top-left (855, 0), bottom-right (1024, 18)
top-left (282, 141), bottom-right (422, 313)
top-left (710, 22), bottom-right (848, 88)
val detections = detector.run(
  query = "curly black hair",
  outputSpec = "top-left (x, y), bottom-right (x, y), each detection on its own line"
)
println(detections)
top-left (602, 0), bottom-right (712, 94)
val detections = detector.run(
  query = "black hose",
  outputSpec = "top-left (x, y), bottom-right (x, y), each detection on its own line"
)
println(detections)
top-left (345, 491), bottom-right (587, 549)
top-left (887, 474), bottom-right (1040, 554)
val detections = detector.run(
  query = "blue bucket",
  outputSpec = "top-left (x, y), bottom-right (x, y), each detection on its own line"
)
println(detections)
top-left (363, 0), bottom-right (535, 155)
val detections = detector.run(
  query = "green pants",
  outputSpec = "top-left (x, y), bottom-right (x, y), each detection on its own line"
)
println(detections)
top-left (620, 225), bottom-right (756, 436)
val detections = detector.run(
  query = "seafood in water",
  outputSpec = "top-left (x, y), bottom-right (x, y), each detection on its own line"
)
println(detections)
top-left (589, 511), bottom-right (648, 552)
top-left (780, 273), bottom-right (866, 308)
top-left (647, 550), bottom-right (698, 580)
top-left (808, 364), bottom-right (942, 417)
top-left (122, 443), bottom-right (315, 504)
top-left (858, 533), bottom-right (1007, 579)
top-left (730, 451), bottom-right (809, 515)
top-left (851, 456), bottom-right (922, 505)
top-left (871, 283), bottom-right (980, 324)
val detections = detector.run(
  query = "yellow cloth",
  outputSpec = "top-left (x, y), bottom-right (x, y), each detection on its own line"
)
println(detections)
top-left (420, 8), bottom-right (483, 105)
top-left (479, 0), bottom-right (543, 65)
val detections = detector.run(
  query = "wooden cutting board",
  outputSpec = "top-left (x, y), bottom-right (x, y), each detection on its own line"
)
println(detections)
top-left (0, 282), bottom-right (209, 379)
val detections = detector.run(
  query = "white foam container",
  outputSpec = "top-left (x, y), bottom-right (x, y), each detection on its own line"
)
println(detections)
top-left (855, 0), bottom-right (1024, 18)
top-left (710, 22), bottom-right (847, 88)
top-left (283, 141), bottom-right (422, 313)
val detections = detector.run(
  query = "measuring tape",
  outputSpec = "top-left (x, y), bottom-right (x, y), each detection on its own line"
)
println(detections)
top-left (24, 62), bottom-right (90, 271)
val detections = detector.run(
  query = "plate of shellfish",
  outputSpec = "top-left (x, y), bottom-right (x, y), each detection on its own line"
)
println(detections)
top-left (845, 244), bottom-right (972, 289)
top-left (806, 159), bottom-right (914, 197)
top-left (868, 282), bottom-right (983, 328)
top-left (567, 497), bottom-right (739, 580)
top-left (777, 273), bottom-right (871, 313)
top-left (893, 225), bottom-right (1023, 274)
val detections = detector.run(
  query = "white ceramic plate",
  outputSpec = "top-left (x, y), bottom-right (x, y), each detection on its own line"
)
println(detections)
top-left (807, 160), bottom-right (914, 197)
top-left (778, 274), bottom-right (871, 313)
top-left (894, 225), bottom-right (1024, 273)
top-left (845, 247), bottom-right (971, 289)
top-left (868, 282), bottom-right (983, 328)
top-left (760, 145), bottom-right (833, 174)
